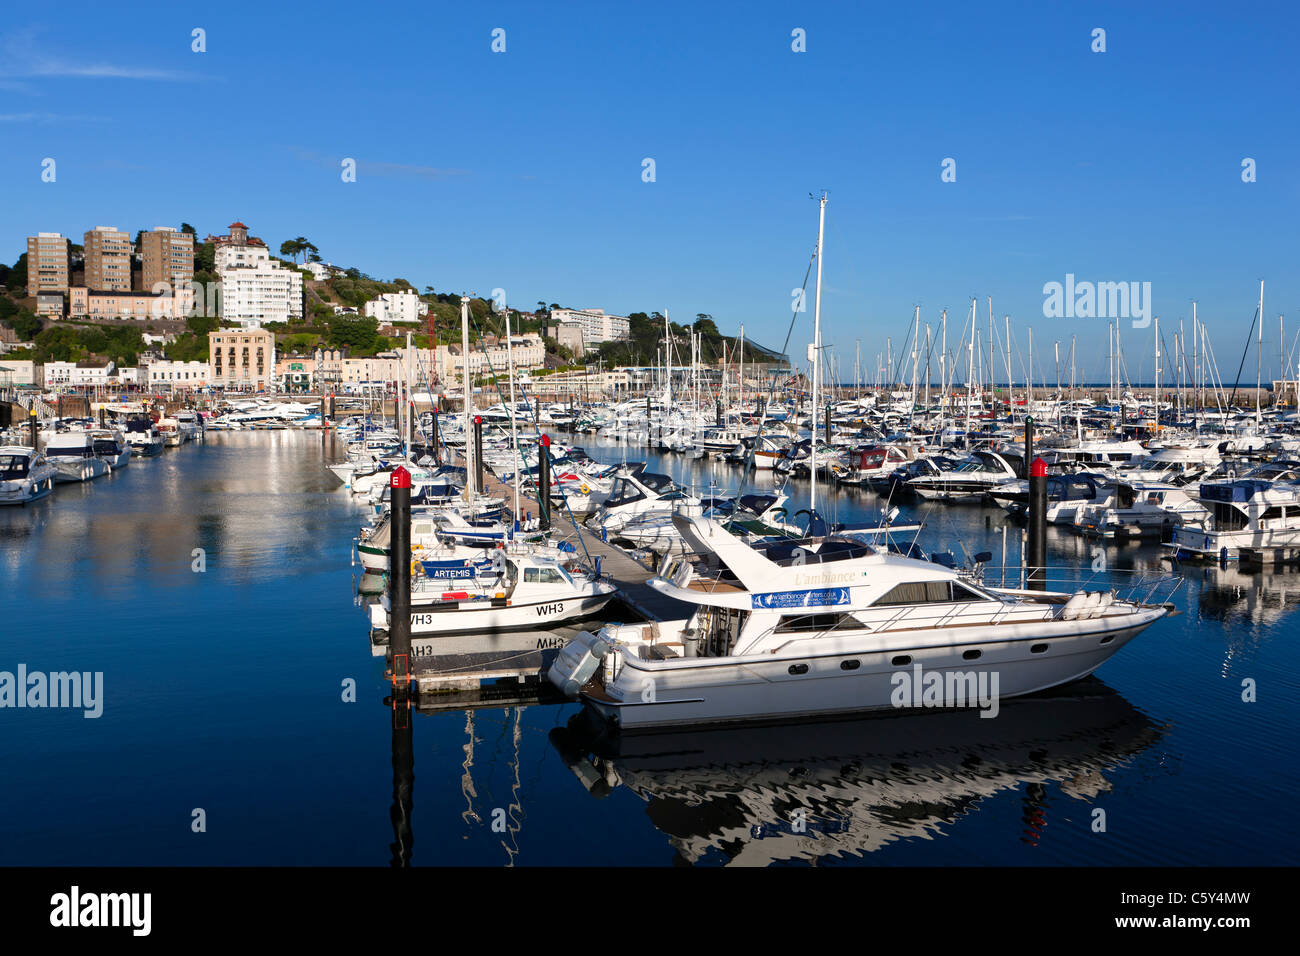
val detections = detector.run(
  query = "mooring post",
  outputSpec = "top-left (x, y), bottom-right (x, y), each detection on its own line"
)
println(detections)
top-left (29, 407), bottom-right (37, 449)
top-left (473, 415), bottom-right (484, 498)
top-left (328, 390), bottom-right (335, 424)
top-left (716, 399), bottom-right (722, 426)
top-left (57, 391), bottom-right (62, 422)
top-left (389, 690), bottom-right (414, 866)
top-left (389, 465), bottom-right (413, 690)
top-left (538, 434), bottom-right (552, 530)
top-left (1027, 456), bottom-right (1048, 590)
top-left (1024, 415), bottom-right (1035, 474)
top-left (825, 404), bottom-right (833, 446)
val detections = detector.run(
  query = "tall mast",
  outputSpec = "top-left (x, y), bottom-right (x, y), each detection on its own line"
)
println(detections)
top-left (461, 295), bottom-right (475, 499)
top-left (1154, 315), bottom-right (1161, 432)
top-left (966, 298), bottom-right (975, 439)
top-left (809, 191), bottom-right (827, 514)
top-left (505, 308), bottom-right (520, 519)
top-left (1256, 280), bottom-right (1264, 426)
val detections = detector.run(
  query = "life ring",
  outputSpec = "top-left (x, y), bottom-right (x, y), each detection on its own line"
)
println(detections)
top-left (580, 484), bottom-right (590, 495)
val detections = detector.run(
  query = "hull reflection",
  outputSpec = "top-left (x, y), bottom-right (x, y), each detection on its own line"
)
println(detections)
top-left (551, 678), bottom-right (1162, 865)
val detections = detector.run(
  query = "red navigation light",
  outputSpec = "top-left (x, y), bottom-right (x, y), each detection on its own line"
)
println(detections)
top-left (474, 415), bottom-right (482, 425)
top-left (1031, 457), bottom-right (1047, 478)
top-left (540, 434), bottom-right (551, 448)
top-left (391, 465), bottom-right (412, 489)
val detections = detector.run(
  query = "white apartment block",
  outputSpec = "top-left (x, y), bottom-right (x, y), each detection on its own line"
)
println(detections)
top-left (219, 261), bottom-right (303, 326)
top-left (212, 221), bottom-right (303, 326)
top-left (44, 361), bottom-right (115, 387)
top-left (548, 308), bottom-right (630, 346)
top-left (147, 361), bottom-right (209, 387)
top-left (363, 290), bottom-right (421, 324)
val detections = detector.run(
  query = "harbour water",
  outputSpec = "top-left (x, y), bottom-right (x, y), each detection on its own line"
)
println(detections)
top-left (1, 430), bottom-right (1296, 866)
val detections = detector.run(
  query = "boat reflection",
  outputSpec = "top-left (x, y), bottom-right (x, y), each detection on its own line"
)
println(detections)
top-left (550, 678), bottom-right (1163, 865)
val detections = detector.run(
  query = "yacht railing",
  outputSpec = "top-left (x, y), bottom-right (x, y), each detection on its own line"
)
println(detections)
top-left (975, 565), bottom-right (1183, 607)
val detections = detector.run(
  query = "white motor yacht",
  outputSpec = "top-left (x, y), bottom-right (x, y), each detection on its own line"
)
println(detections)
top-left (370, 545), bottom-right (616, 636)
top-left (88, 428), bottom-right (131, 470)
top-left (123, 418), bottom-right (164, 456)
top-left (549, 504), bottom-right (1173, 729)
top-left (43, 431), bottom-right (111, 483)
top-left (0, 446), bottom-right (59, 505)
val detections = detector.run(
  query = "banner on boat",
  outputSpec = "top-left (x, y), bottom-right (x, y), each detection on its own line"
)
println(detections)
top-left (752, 587), bottom-right (850, 610)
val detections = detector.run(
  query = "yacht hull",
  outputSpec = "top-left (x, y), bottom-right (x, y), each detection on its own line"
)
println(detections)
top-left (372, 591), bottom-right (616, 636)
top-left (585, 611), bottom-right (1164, 730)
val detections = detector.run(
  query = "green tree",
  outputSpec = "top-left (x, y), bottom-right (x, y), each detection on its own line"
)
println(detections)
top-left (6, 253), bottom-right (28, 293)
top-left (325, 313), bottom-right (380, 353)
top-left (7, 308), bottom-right (41, 340)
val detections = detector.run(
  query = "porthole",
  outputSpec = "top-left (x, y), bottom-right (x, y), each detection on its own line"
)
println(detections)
top-left (891, 655), bottom-right (912, 666)
top-left (962, 649), bottom-right (982, 661)
top-left (1030, 643), bottom-right (1049, 654)
top-left (1099, 634), bottom-right (1115, 645)
top-left (788, 663), bottom-right (808, 675)
top-left (840, 659), bottom-right (860, 671)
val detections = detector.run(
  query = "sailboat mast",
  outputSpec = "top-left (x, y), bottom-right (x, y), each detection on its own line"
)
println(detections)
top-left (461, 295), bottom-right (475, 499)
top-left (505, 308), bottom-right (520, 519)
top-left (810, 191), bottom-right (827, 513)
top-left (1257, 281), bottom-right (1264, 425)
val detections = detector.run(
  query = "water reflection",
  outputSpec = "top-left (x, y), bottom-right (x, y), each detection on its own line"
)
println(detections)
top-left (550, 679), bottom-right (1162, 866)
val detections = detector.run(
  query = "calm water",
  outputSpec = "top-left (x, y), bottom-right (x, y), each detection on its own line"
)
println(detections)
top-left (1, 431), bottom-right (1296, 866)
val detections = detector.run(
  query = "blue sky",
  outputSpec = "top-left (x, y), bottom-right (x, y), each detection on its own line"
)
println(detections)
top-left (2, 1), bottom-right (1297, 384)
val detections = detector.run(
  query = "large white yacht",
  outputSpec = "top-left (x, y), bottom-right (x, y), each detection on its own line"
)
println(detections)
top-left (904, 450), bottom-right (1023, 502)
top-left (1165, 476), bottom-right (1300, 561)
top-left (0, 446), bottom-right (59, 505)
top-left (43, 431), bottom-right (111, 483)
top-left (549, 504), bottom-right (1173, 729)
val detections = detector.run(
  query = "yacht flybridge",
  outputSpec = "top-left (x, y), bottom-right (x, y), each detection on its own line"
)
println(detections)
top-left (549, 504), bottom-right (1174, 728)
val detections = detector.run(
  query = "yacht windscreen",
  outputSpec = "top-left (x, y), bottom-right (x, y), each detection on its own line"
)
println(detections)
top-left (0, 455), bottom-right (30, 479)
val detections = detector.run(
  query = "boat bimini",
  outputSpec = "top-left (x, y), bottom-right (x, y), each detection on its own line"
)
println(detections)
top-left (549, 504), bottom-right (1172, 729)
